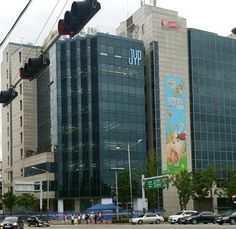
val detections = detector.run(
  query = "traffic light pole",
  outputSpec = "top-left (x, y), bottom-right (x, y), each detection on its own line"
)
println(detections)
top-left (41, 33), bottom-right (61, 55)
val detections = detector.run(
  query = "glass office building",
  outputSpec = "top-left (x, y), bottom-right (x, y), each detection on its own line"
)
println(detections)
top-left (188, 29), bottom-right (236, 177)
top-left (50, 33), bottom-right (146, 210)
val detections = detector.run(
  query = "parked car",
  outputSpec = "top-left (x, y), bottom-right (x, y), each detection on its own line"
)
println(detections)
top-left (26, 216), bottom-right (50, 227)
top-left (216, 209), bottom-right (236, 225)
top-left (0, 216), bottom-right (24, 229)
top-left (168, 210), bottom-right (197, 224)
top-left (129, 213), bottom-right (164, 225)
top-left (185, 211), bottom-right (217, 224)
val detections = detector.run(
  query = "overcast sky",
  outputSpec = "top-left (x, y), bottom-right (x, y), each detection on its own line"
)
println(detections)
top-left (0, 0), bottom-right (236, 160)
top-left (0, 0), bottom-right (236, 49)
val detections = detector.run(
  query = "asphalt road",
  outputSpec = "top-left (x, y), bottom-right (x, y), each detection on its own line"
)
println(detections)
top-left (23, 223), bottom-right (236, 229)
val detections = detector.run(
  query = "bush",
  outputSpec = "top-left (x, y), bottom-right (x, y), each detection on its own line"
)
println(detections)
top-left (112, 216), bottom-right (129, 224)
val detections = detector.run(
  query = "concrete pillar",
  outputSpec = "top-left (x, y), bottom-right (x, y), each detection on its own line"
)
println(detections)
top-left (57, 199), bottom-right (64, 213)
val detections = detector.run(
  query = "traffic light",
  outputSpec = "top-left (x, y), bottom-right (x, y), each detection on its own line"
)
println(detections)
top-left (19, 54), bottom-right (50, 80)
top-left (0, 87), bottom-right (18, 106)
top-left (58, 0), bottom-right (101, 37)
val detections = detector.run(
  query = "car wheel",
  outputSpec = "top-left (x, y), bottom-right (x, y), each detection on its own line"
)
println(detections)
top-left (212, 219), bottom-right (216, 224)
top-left (218, 222), bottom-right (223, 225)
top-left (131, 223), bottom-right (136, 225)
top-left (192, 219), bottom-right (197, 224)
top-left (155, 219), bottom-right (160, 224)
top-left (138, 220), bottom-right (143, 224)
top-left (230, 219), bottom-right (236, 225)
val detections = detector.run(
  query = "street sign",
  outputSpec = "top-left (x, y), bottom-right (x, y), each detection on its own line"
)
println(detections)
top-left (146, 176), bottom-right (169, 190)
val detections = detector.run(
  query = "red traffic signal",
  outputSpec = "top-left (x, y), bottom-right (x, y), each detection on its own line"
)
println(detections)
top-left (20, 54), bottom-right (50, 80)
top-left (58, 0), bottom-right (101, 37)
top-left (0, 88), bottom-right (18, 106)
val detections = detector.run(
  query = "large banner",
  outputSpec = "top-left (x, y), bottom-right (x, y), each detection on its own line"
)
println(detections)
top-left (165, 77), bottom-right (187, 174)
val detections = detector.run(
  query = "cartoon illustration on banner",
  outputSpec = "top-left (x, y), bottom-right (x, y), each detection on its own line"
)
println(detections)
top-left (165, 77), bottom-right (187, 174)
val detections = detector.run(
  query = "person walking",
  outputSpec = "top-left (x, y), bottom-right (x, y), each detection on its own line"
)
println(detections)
top-left (71, 214), bottom-right (75, 224)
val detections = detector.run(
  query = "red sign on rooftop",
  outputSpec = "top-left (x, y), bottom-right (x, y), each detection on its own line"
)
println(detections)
top-left (161, 20), bottom-right (179, 29)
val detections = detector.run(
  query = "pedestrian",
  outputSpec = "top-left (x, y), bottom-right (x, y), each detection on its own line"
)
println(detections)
top-left (94, 212), bottom-right (98, 224)
top-left (71, 214), bottom-right (75, 224)
top-left (77, 213), bottom-right (81, 224)
top-left (85, 213), bottom-right (89, 224)
top-left (99, 211), bottom-right (103, 223)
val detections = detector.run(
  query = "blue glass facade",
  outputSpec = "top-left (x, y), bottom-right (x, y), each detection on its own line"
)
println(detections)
top-left (188, 29), bottom-right (236, 176)
top-left (50, 33), bottom-right (146, 208)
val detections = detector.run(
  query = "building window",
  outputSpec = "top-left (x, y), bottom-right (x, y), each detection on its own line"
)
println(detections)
top-left (6, 52), bottom-right (8, 62)
top-left (7, 156), bottom-right (10, 166)
top-left (6, 69), bottom-right (8, 79)
top-left (20, 116), bottom-right (23, 127)
top-left (20, 149), bottom-right (24, 159)
top-left (20, 132), bottom-right (23, 143)
top-left (21, 169), bottom-right (23, 176)
top-left (7, 141), bottom-right (9, 151)
top-left (20, 84), bottom-right (22, 95)
top-left (20, 100), bottom-right (22, 111)
top-left (142, 24), bottom-right (145, 34)
top-left (7, 113), bottom-right (9, 122)
top-left (19, 52), bottom-right (22, 62)
top-left (7, 127), bottom-right (9, 137)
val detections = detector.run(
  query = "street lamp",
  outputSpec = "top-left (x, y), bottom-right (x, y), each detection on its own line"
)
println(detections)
top-left (110, 167), bottom-right (125, 220)
top-left (31, 166), bottom-right (49, 211)
top-left (127, 139), bottom-right (143, 211)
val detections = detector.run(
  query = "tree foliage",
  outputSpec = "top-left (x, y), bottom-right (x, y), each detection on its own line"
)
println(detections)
top-left (171, 169), bottom-right (192, 210)
top-left (222, 169), bottom-right (236, 197)
top-left (144, 149), bottom-right (161, 210)
top-left (117, 170), bottom-right (131, 208)
top-left (192, 167), bottom-right (217, 199)
top-left (2, 191), bottom-right (16, 212)
top-left (117, 170), bottom-right (139, 209)
top-left (16, 193), bottom-right (37, 212)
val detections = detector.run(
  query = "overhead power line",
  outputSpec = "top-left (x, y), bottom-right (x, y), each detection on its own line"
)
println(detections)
top-left (0, 0), bottom-right (33, 49)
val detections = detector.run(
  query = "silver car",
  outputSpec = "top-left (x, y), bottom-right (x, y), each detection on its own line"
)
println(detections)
top-left (129, 213), bottom-right (164, 225)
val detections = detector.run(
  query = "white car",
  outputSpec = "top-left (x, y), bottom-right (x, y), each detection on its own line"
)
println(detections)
top-left (168, 210), bottom-right (197, 224)
top-left (129, 213), bottom-right (164, 225)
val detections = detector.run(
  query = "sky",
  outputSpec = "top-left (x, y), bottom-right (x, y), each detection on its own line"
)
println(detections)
top-left (0, 0), bottom-right (236, 50)
top-left (0, 0), bottom-right (236, 160)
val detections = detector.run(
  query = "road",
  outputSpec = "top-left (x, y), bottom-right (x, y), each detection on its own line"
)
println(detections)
top-left (23, 223), bottom-right (236, 229)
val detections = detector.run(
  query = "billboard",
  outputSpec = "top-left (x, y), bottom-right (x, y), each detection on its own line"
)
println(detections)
top-left (165, 77), bottom-right (187, 174)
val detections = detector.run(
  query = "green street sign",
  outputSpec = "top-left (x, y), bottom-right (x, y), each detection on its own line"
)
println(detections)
top-left (146, 176), bottom-right (169, 190)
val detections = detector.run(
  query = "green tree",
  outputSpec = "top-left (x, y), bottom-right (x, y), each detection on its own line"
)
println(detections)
top-left (192, 167), bottom-right (217, 199)
top-left (222, 169), bottom-right (236, 197)
top-left (171, 169), bottom-right (193, 210)
top-left (2, 191), bottom-right (16, 213)
top-left (144, 149), bottom-right (161, 210)
top-left (117, 170), bottom-right (139, 209)
top-left (117, 170), bottom-right (130, 208)
top-left (16, 193), bottom-right (37, 212)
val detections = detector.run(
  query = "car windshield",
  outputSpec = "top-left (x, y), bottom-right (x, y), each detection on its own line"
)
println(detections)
top-left (138, 215), bottom-right (144, 218)
top-left (4, 217), bottom-right (18, 222)
top-left (191, 212), bottom-right (199, 216)
top-left (222, 210), bottom-right (236, 216)
top-left (174, 211), bottom-right (183, 215)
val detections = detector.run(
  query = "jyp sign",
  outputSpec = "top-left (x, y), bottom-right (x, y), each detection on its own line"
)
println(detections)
top-left (129, 49), bottom-right (142, 66)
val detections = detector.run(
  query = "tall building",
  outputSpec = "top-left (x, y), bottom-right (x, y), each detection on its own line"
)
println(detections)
top-left (1, 43), bottom-right (54, 211)
top-left (49, 33), bottom-right (147, 211)
top-left (188, 30), bottom-right (236, 175)
top-left (116, 3), bottom-right (192, 213)
top-left (117, 2), bottom-right (236, 213)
